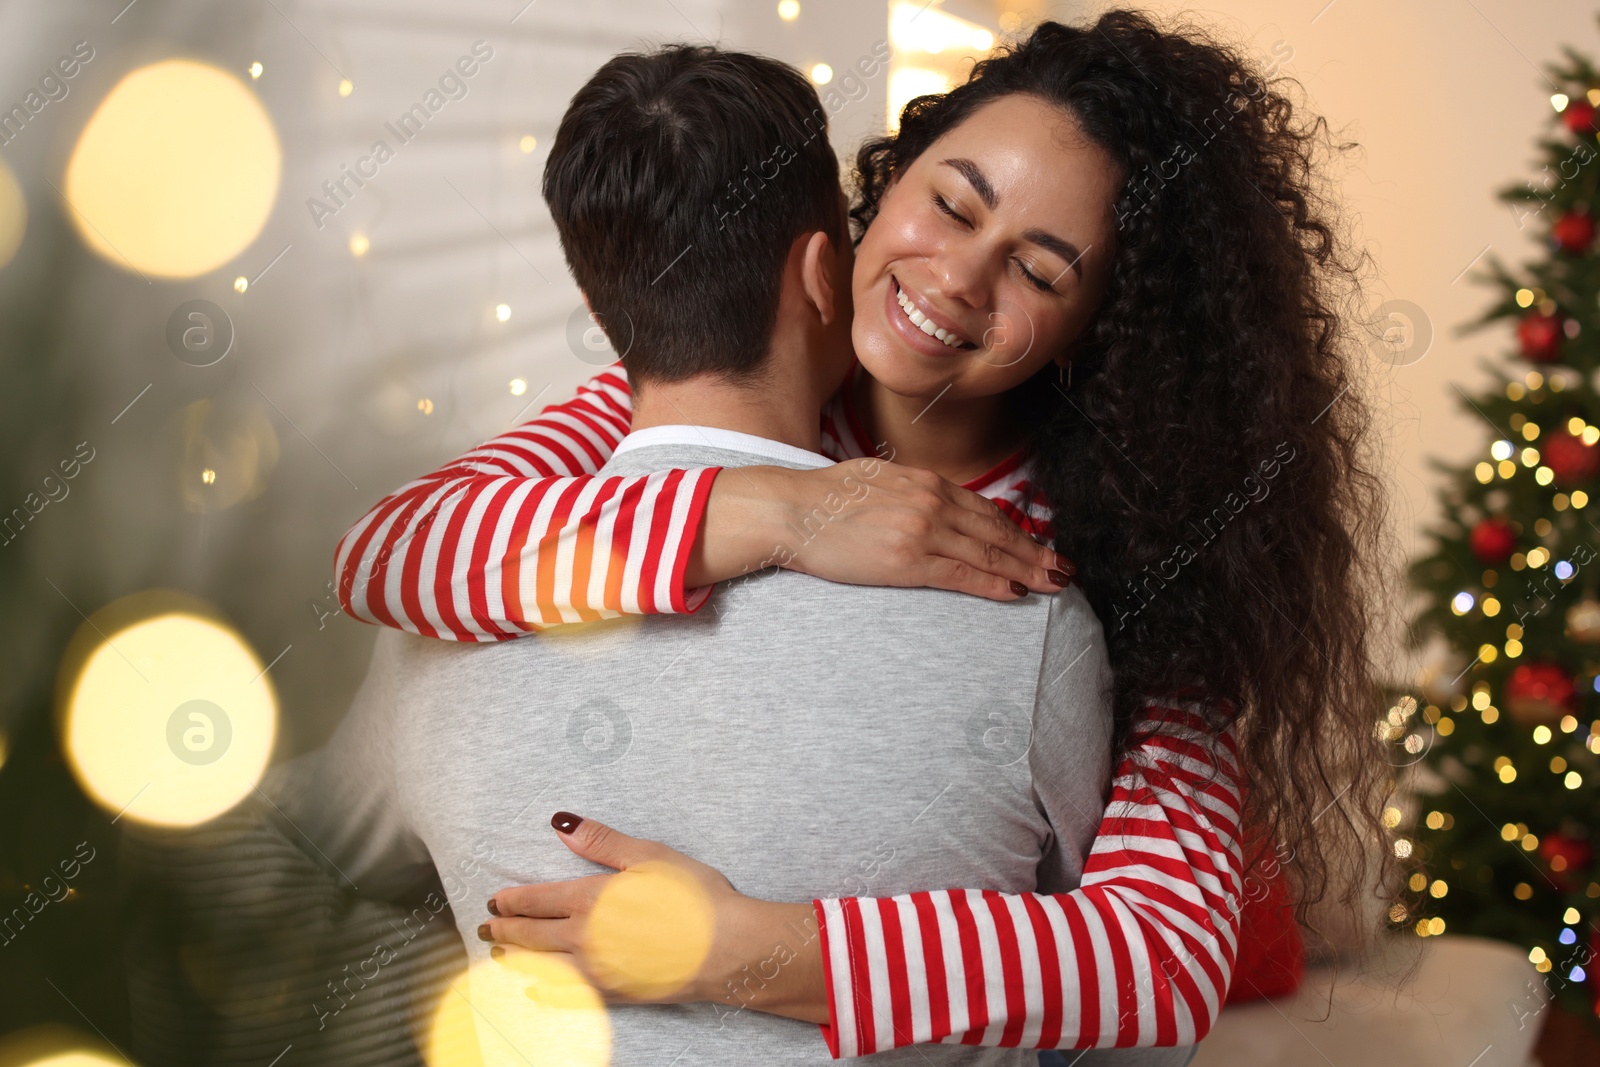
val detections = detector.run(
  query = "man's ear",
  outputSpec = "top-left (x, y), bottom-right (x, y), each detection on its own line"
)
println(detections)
top-left (799, 229), bottom-right (840, 326)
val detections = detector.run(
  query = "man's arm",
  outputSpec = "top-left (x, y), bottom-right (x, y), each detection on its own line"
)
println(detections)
top-left (264, 629), bottom-right (434, 899)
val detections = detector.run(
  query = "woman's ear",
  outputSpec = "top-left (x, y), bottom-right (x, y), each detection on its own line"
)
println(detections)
top-left (799, 229), bottom-right (840, 326)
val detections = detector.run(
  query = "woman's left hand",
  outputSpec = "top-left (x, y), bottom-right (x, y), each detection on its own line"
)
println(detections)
top-left (481, 813), bottom-right (827, 1023)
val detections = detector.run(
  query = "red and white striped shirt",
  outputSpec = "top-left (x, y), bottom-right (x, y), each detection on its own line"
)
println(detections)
top-left (335, 364), bottom-right (1245, 1056)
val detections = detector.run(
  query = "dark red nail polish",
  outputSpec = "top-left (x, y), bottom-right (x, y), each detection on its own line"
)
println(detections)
top-left (490, 945), bottom-right (505, 960)
top-left (551, 811), bottom-right (583, 834)
top-left (1009, 581), bottom-right (1028, 597)
top-left (1047, 569), bottom-right (1072, 586)
top-left (487, 898), bottom-right (500, 916)
top-left (477, 923), bottom-right (493, 942)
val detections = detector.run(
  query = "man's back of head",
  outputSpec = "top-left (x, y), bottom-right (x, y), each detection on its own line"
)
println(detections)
top-left (543, 45), bottom-right (845, 389)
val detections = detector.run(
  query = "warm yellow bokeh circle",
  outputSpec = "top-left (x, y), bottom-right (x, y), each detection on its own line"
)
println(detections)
top-left (585, 860), bottom-right (715, 999)
top-left (63, 610), bottom-right (277, 827)
top-left (427, 954), bottom-right (610, 1067)
top-left (64, 59), bottom-right (280, 278)
top-left (0, 1025), bottom-right (130, 1067)
top-left (0, 156), bottom-right (25, 270)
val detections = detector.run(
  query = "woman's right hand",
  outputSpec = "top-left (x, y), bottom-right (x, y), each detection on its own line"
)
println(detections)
top-left (687, 458), bottom-right (1074, 600)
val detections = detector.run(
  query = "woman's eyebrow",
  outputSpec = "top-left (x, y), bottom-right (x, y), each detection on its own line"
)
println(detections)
top-left (939, 157), bottom-right (1084, 278)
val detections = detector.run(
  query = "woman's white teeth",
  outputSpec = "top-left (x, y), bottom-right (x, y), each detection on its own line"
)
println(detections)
top-left (895, 285), bottom-right (964, 348)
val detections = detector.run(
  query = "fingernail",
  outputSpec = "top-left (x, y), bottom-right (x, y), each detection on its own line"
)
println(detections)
top-left (551, 811), bottom-right (583, 834)
top-left (1047, 568), bottom-right (1072, 587)
top-left (490, 945), bottom-right (505, 960)
top-left (487, 898), bottom-right (500, 916)
top-left (477, 923), bottom-right (493, 942)
top-left (1009, 581), bottom-right (1028, 597)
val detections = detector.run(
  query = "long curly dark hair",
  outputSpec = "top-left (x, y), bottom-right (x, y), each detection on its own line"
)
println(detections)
top-left (852, 11), bottom-right (1393, 939)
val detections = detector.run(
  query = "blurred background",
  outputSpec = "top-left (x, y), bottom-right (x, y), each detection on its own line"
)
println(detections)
top-left (2, 0), bottom-right (1599, 1064)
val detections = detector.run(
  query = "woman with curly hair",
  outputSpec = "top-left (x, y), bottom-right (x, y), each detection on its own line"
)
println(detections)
top-left (336, 10), bottom-right (1390, 1057)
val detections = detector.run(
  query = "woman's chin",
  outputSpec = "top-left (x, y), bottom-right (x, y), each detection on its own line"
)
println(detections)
top-left (852, 328), bottom-right (962, 400)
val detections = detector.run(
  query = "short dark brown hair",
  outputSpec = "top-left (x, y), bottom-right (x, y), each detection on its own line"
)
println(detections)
top-left (543, 45), bottom-right (844, 385)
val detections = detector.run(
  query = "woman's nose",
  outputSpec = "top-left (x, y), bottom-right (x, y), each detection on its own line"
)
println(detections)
top-left (931, 244), bottom-right (992, 308)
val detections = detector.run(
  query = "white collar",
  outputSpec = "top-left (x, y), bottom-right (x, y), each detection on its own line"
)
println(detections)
top-left (612, 425), bottom-right (832, 469)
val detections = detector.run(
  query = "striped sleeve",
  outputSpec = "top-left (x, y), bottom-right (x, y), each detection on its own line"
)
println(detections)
top-left (812, 705), bottom-right (1246, 1056)
top-left (334, 364), bottom-right (721, 641)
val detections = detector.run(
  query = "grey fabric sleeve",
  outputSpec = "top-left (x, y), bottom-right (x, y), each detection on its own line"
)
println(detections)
top-left (263, 629), bottom-right (435, 900)
top-left (1029, 586), bottom-right (1115, 896)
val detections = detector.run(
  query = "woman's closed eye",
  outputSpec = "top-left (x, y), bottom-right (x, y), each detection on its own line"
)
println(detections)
top-left (931, 192), bottom-right (970, 227)
top-left (931, 192), bottom-right (1058, 293)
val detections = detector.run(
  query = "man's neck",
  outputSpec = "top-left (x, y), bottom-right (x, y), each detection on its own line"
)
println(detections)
top-left (629, 355), bottom-right (833, 454)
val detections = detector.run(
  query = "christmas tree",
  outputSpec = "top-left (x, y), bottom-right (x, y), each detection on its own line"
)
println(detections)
top-left (1402, 44), bottom-right (1600, 1031)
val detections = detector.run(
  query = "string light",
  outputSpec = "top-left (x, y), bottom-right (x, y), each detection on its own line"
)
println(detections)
top-left (1533, 725), bottom-right (1552, 744)
top-left (777, 0), bottom-right (800, 19)
top-left (1451, 592), bottom-right (1475, 614)
top-left (249, 61), bottom-right (264, 79)
top-left (339, 79), bottom-right (354, 96)
top-left (520, 135), bottom-right (537, 153)
top-left (509, 378), bottom-right (527, 396)
top-left (496, 304), bottom-right (511, 322)
top-left (1491, 440), bottom-right (1515, 460)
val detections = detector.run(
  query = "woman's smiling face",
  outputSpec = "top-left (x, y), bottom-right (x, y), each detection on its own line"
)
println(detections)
top-left (851, 94), bottom-right (1122, 401)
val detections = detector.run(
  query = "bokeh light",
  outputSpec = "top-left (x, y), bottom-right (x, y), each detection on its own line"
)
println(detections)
top-left (426, 954), bottom-right (609, 1067)
top-left (0, 155), bottom-right (26, 270)
top-left (888, 68), bottom-right (953, 131)
top-left (0, 1025), bottom-right (129, 1067)
top-left (61, 597), bottom-right (277, 827)
top-left (584, 860), bottom-right (713, 999)
top-left (64, 60), bottom-right (280, 278)
top-left (178, 399), bottom-right (279, 513)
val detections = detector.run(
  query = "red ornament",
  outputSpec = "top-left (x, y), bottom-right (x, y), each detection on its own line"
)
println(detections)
top-left (1544, 429), bottom-right (1600, 486)
top-left (1539, 833), bottom-right (1593, 893)
top-left (1504, 661), bottom-right (1575, 725)
top-left (1563, 98), bottom-right (1597, 136)
top-left (1554, 210), bottom-right (1597, 254)
top-left (1469, 516), bottom-right (1518, 564)
top-left (1518, 309), bottom-right (1566, 363)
